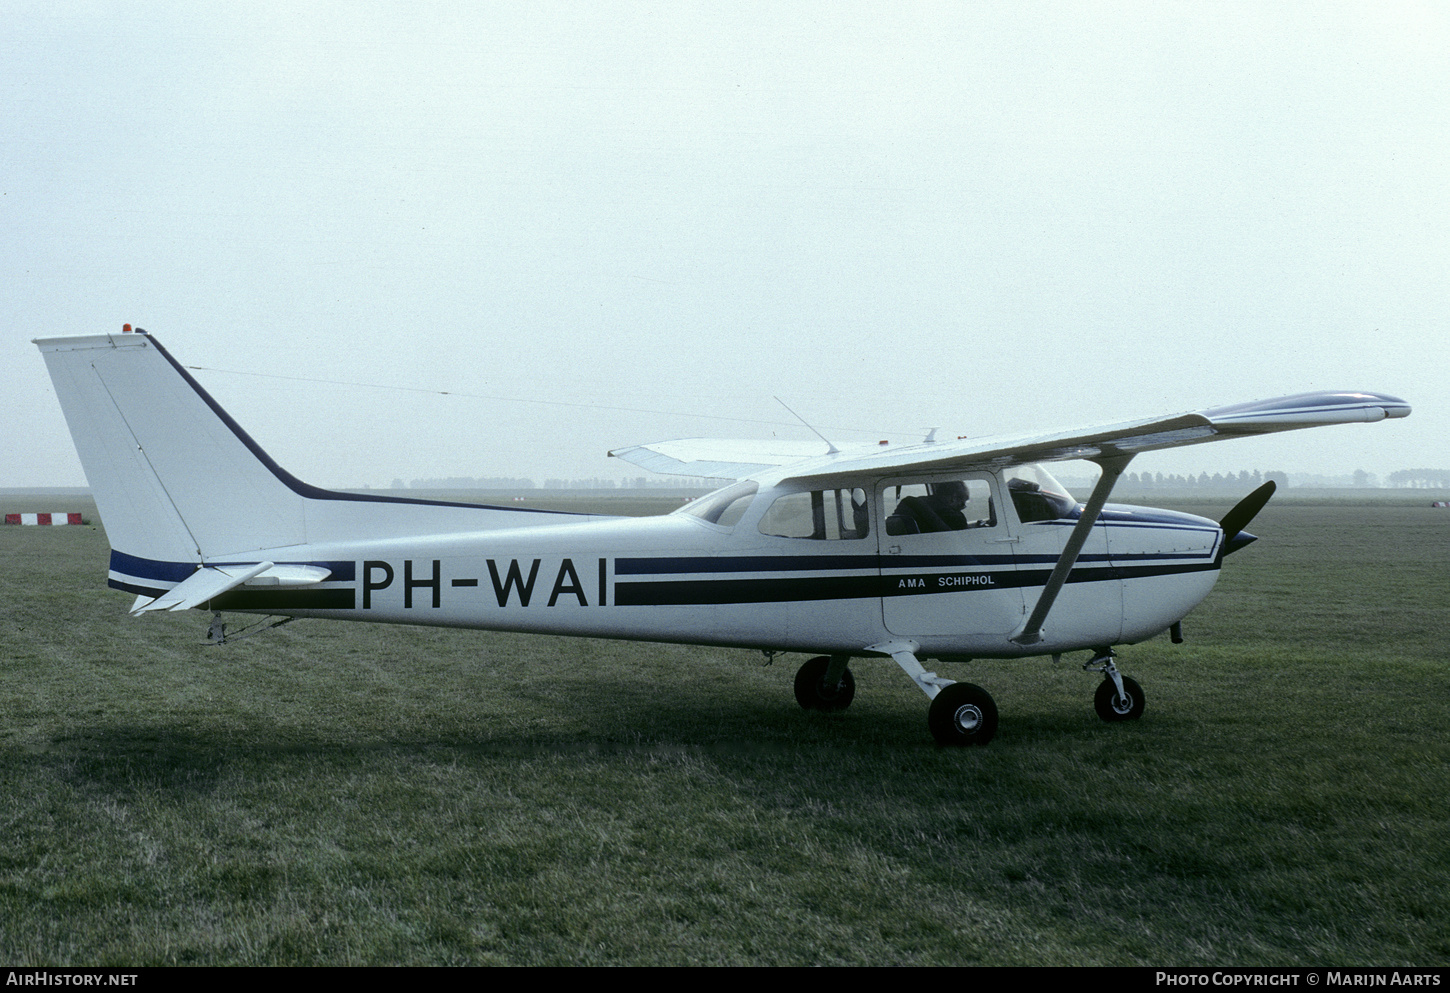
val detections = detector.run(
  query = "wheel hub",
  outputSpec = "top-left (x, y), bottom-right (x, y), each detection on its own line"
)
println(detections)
top-left (954, 703), bottom-right (983, 732)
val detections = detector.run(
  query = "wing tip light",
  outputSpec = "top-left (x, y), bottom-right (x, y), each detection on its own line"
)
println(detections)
top-left (1204, 391), bottom-right (1410, 431)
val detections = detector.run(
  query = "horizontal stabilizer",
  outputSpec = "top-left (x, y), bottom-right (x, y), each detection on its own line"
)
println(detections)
top-left (130, 562), bottom-right (335, 613)
top-left (131, 562), bottom-right (273, 613)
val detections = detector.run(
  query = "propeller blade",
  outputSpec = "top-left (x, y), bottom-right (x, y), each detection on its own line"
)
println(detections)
top-left (1220, 479), bottom-right (1276, 544)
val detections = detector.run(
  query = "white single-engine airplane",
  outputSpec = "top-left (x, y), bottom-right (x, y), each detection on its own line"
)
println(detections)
top-left (36, 330), bottom-right (1410, 744)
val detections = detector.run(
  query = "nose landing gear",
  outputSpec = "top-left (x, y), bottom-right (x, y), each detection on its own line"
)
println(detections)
top-left (1085, 648), bottom-right (1145, 722)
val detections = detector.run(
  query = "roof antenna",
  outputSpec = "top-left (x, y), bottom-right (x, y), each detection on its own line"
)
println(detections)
top-left (774, 397), bottom-right (839, 454)
top-left (923, 427), bottom-right (939, 444)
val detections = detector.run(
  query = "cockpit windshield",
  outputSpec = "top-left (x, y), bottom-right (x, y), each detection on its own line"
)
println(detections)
top-left (1004, 464), bottom-right (1078, 522)
top-left (674, 480), bottom-right (758, 528)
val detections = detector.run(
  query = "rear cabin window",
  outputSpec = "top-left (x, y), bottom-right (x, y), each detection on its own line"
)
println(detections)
top-left (758, 488), bottom-right (869, 540)
top-left (676, 481), bottom-right (758, 528)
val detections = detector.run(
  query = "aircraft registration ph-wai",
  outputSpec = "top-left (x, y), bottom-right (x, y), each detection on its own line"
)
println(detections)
top-left (35, 330), bottom-right (1410, 744)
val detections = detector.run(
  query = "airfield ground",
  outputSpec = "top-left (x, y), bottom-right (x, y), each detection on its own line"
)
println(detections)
top-left (2, 491), bottom-right (1447, 965)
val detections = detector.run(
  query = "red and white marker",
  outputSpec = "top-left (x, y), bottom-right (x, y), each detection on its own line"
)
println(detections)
top-left (4, 513), bottom-right (84, 525)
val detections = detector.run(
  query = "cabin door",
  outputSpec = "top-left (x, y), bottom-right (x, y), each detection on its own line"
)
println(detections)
top-left (877, 473), bottom-right (1024, 636)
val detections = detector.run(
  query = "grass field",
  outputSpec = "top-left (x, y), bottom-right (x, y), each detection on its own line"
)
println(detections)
top-left (2, 493), bottom-right (1447, 965)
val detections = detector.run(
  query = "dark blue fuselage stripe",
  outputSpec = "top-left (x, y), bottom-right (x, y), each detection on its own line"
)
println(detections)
top-left (615, 554), bottom-right (883, 574)
top-left (109, 578), bottom-right (170, 597)
top-left (617, 549), bottom-right (1216, 576)
top-left (615, 561), bottom-right (1218, 606)
top-left (109, 551), bottom-right (195, 582)
top-left (616, 575), bottom-right (879, 606)
top-left (207, 589), bottom-right (357, 610)
top-left (614, 553), bottom-right (1027, 574)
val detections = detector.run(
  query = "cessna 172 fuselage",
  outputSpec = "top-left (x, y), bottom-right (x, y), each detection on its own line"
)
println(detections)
top-left (36, 330), bottom-right (1410, 744)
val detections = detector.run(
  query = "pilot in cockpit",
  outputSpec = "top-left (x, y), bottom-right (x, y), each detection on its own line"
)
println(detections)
top-left (887, 480), bottom-right (970, 534)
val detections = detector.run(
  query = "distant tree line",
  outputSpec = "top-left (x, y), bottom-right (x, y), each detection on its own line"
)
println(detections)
top-left (1085, 468), bottom-right (1450, 490)
top-left (1114, 470), bottom-right (1288, 490)
top-left (392, 476), bottom-right (539, 490)
top-left (1386, 468), bottom-right (1450, 488)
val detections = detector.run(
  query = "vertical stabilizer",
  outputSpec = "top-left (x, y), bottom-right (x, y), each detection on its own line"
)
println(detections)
top-left (36, 333), bottom-right (307, 562)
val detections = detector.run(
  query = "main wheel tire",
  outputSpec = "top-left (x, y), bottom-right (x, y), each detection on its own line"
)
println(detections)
top-left (927, 682), bottom-right (998, 746)
top-left (793, 656), bottom-right (856, 712)
top-left (1094, 675), bottom-right (1145, 722)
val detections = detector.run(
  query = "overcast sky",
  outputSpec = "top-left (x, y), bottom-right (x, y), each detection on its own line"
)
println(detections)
top-left (5, 2), bottom-right (1444, 490)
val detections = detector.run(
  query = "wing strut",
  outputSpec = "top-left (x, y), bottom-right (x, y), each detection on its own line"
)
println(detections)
top-left (1011, 454), bottom-right (1134, 647)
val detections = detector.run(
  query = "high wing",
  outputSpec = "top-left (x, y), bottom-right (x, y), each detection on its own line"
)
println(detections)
top-left (607, 438), bottom-right (831, 480)
top-left (609, 391), bottom-right (1411, 481)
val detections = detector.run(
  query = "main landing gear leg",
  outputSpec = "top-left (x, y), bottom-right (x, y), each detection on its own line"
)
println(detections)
top-left (1084, 648), bottom-right (1145, 722)
top-left (867, 640), bottom-right (998, 746)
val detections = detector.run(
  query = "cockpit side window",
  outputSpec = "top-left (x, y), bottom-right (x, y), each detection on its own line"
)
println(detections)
top-left (758, 487), bottom-right (869, 540)
top-left (882, 477), bottom-right (997, 535)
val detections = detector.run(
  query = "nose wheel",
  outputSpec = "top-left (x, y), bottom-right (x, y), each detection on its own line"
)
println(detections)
top-left (1084, 649), bottom-right (1145, 722)
top-left (1094, 675), bottom-right (1144, 721)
